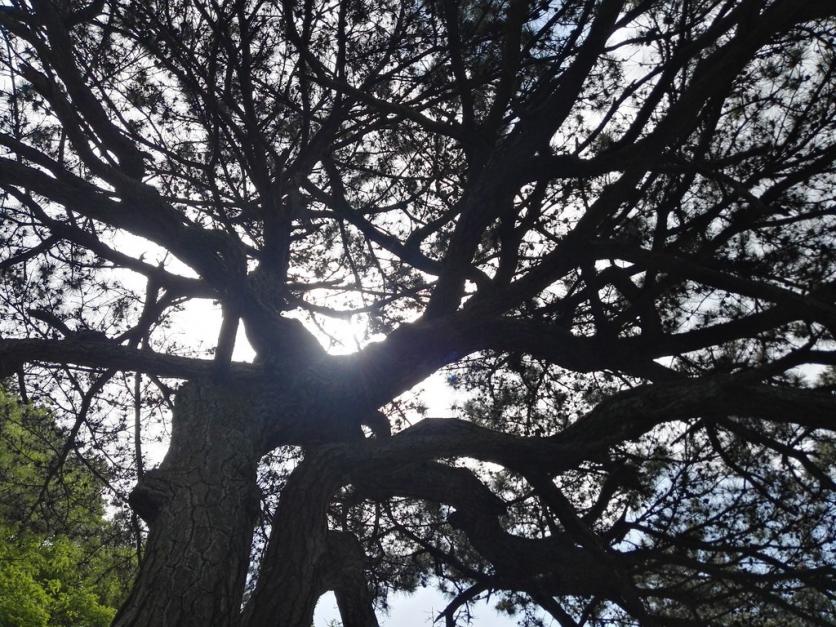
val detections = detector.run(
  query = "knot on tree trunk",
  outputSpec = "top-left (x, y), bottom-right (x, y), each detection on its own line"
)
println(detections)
top-left (128, 469), bottom-right (172, 524)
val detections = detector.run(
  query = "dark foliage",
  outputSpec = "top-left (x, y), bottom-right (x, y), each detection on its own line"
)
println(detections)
top-left (1, 0), bottom-right (835, 625)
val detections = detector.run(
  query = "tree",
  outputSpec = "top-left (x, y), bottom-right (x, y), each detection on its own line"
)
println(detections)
top-left (0, 0), bottom-right (834, 624)
top-left (0, 387), bottom-right (135, 626)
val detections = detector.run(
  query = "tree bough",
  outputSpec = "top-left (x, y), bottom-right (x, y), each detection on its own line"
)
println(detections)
top-left (1, 0), bottom-right (834, 624)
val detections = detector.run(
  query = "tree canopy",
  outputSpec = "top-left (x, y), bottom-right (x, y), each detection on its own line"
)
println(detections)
top-left (0, 0), bottom-right (835, 625)
top-left (0, 387), bottom-right (135, 626)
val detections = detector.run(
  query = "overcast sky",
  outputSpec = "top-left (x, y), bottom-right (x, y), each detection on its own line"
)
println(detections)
top-left (315, 588), bottom-right (529, 627)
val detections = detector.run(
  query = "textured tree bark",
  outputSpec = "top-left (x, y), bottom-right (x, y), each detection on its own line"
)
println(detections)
top-left (114, 382), bottom-right (262, 627)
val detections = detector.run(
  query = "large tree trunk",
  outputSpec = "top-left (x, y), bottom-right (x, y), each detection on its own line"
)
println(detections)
top-left (243, 450), bottom-right (342, 627)
top-left (243, 449), bottom-right (379, 627)
top-left (114, 382), bottom-right (262, 627)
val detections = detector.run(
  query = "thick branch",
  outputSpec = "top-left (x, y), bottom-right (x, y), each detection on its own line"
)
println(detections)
top-left (0, 337), bottom-right (256, 380)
